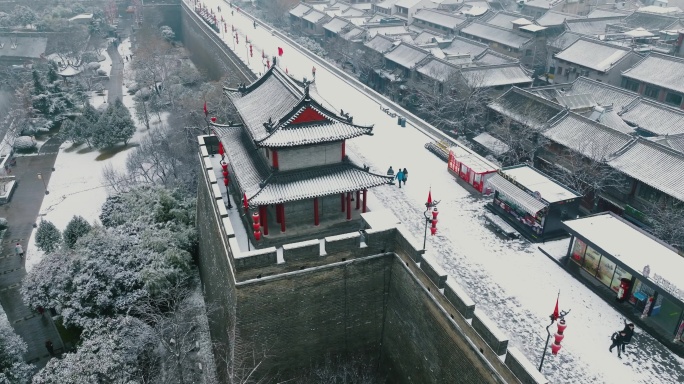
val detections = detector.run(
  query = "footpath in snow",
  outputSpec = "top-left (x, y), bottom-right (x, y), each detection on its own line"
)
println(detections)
top-left (194, 1), bottom-right (684, 383)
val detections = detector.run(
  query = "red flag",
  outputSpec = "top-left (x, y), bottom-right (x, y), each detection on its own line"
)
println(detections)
top-left (278, 47), bottom-right (283, 56)
top-left (243, 193), bottom-right (249, 212)
top-left (203, 101), bottom-right (208, 116)
top-left (552, 295), bottom-right (559, 321)
top-left (427, 190), bottom-right (432, 206)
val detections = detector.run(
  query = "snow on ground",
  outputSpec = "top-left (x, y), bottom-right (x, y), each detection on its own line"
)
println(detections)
top-left (25, 37), bottom-right (169, 272)
top-left (99, 45), bottom-right (113, 76)
top-left (196, 1), bottom-right (684, 382)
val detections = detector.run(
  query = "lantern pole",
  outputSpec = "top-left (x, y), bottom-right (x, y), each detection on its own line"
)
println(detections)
top-left (423, 199), bottom-right (439, 250)
top-left (538, 309), bottom-right (570, 372)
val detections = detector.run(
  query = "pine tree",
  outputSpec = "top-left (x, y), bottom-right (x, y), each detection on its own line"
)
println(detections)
top-left (36, 220), bottom-right (61, 253)
top-left (63, 215), bottom-right (92, 249)
top-left (47, 62), bottom-right (59, 83)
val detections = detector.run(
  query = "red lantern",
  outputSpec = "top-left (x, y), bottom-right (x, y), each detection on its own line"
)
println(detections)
top-left (557, 319), bottom-right (567, 333)
top-left (211, 116), bottom-right (217, 122)
top-left (252, 212), bottom-right (260, 225)
top-left (551, 319), bottom-right (567, 355)
top-left (431, 207), bottom-right (439, 220)
top-left (222, 170), bottom-right (228, 178)
top-left (551, 343), bottom-right (562, 355)
top-left (221, 161), bottom-right (228, 171)
top-left (254, 230), bottom-right (261, 241)
top-left (430, 227), bottom-right (437, 235)
top-left (223, 177), bottom-right (229, 186)
top-left (249, 44), bottom-right (253, 57)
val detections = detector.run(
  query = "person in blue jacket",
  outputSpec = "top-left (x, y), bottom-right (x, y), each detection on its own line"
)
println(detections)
top-left (396, 168), bottom-right (404, 188)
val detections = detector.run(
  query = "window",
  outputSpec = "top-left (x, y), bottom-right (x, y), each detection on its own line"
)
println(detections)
top-left (637, 183), bottom-right (662, 203)
top-left (570, 238), bottom-right (587, 264)
top-left (644, 85), bottom-right (660, 99)
top-left (665, 92), bottom-right (683, 106)
top-left (557, 67), bottom-right (563, 75)
top-left (623, 78), bottom-right (639, 92)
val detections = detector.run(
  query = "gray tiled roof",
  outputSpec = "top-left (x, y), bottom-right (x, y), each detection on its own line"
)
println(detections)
top-left (586, 8), bottom-right (632, 18)
top-left (556, 93), bottom-right (596, 109)
top-left (488, 87), bottom-right (564, 130)
top-left (608, 139), bottom-right (684, 202)
top-left (364, 34), bottom-right (396, 53)
top-left (620, 99), bottom-right (684, 136)
top-left (536, 10), bottom-right (582, 27)
top-left (289, 3), bottom-right (311, 18)
top-left (416, 58), bottom-right (459, 82)
top-left (473, 50), bottom-right (518, 65)
top-left (548, 31), bottom-right (583, 50)
top-left (384, 43), bottom-right (430, 69)
top-left (303, 9), bottom-right (329, 24)
top-left (621, 11), bottom-right (681, 30)
top-left (555, 38), bottom-right (631, 72)
top-left (650, 134), bottom-right (684, 154)
top-left (565, 17), bottom-right (620, 36)
top-left (214, 127), bottom-right (270, 197)
top-left (340, 26), bottom-right (365, 40)
top-left (543, 112), bottom-right (634, 161)
top-left (249, 164), bottom-right (391, 206)
top-left (486, 173), bottom-right (548, 215)
top-left (622, 53), bottom-right (684, 95)
top-left (460, 64), bottom-right (531, 88)
top-left (442, 36), bottom-right (488, 56)
top-left (413, 9), bottom-right (467, 29)
top-left (586, 106), bottom-right (635, 134)
top-left (228, 70), bottom-right (302, 141)
top-left (483, 11), bottom-right (525, 30)
top-left (0, 36), bottom-right (47, 58)
top-left (414, 30), bottom-right (443, 45)
top-left (460, 22), bottom-right (532, 48)
top-left (565, 77), bottom-right (637, 110)
top-left (323, 17), bottom-right (350, 33)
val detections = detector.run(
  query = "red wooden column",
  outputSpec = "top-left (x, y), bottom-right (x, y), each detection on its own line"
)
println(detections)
top-left (279, 204), bottom-right (286, 232)
top-left (346, 192), bottom-right (352, 220)
top-left (355, 190), bottom-right (360, 210)
top-left (341, 193), bottom-right (345, 212)
top-left (276, 203), bottom-right (281, 223)
top-left (272, 150), bottom-right (279, 169)
top-left (341, 140), bottom-right (346, 160)
top-left (259, 205), bottom-right (268, 236)
top-left (362, 189), bottom-right (368, 213)
top-left (313, 198), bottom-right (319, 226)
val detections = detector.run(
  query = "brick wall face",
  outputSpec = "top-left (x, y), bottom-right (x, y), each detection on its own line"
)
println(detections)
top-left (278, 142), bottom-right (343, 171)
top-left (235, 255), bottom-right (393, 377)
top-left (381, 259), bottom-right (499, 383)
top-left (197, 171), bottom-right (237, 381)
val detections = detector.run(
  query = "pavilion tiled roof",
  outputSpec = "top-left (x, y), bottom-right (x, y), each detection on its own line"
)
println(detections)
top-left (621, 52), bottom-right (684, 95)
top-left (384, 43), bottom-right (430, 69)
top-left (248, 164), bottom-right (391, 207)
top-left (227, 67), bottom-right (372, 148)
top-left (442, 36), bottom-right (488, 57)
top-left (488, 87), bottom-right (564, 130)
top-left (460, 22), bottom-right (532, 49)
top-left (214, 127), bottom-right (391, 206)
top-left (554, 38), bottom-right (632, 72)
top-left (619, 98), bottom-right (684, 136)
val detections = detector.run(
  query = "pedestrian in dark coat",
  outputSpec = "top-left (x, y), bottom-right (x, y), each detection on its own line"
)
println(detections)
top-left (396, 169), bottom-right (404, 188)
top-left (45, 340), bottom-right (54, 356)
top-left (609, 331), bottom-right (627, 358)
top-left (402, 168), bottom-right (408, 184)
top-left (387, 166), bottom-right (395, 185)
top-left (621, 321), bottom-right (635, 352)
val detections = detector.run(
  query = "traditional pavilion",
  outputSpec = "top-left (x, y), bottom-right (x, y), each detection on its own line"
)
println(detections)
top-left (213, 62), bottom-right (390, 241)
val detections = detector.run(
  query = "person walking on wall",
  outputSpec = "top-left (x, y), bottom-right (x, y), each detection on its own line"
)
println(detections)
top-left (402, 168), bottom-right (408, 184)
top-left (45, 340), bottom-right (54, 357)
top-left (387, 166), bottom-right (395, 185)
top-left (396, 168), bottom-right (404, 188)
top-left (609, 331), bottom-right (627, 358)
top-left (621, 321), bottom-right (635, 353)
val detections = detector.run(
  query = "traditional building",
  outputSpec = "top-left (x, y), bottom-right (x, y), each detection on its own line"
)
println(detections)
top-left (212, 63), bottom-right (390, 246)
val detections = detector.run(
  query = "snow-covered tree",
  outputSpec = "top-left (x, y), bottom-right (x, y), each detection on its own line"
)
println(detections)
top-left (0, 311), bottom-right (34, 384)
top-left (11, 5), bottom-right (37, 28)
top-left (13, 136), bottom-right (37, 151)
top-left (32, 316), bottom-right (155, 384)
top-left (36, 220), bottom-right (61, 253)
top-left (92, 99), bottom-right (136, 148)
top-left (62, 215), bottom-right (91, 249)
top-left (160, 25), bottom-right (175, 42)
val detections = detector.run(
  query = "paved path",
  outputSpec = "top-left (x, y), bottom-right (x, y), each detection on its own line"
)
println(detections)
top-left (0, 136), bottom-right (64, 366)
top-left (107, 43), bottom-right (124, 104)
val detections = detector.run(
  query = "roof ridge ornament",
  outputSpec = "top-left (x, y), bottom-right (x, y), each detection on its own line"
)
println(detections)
top-left (263, 117), bottom-right (275, 132)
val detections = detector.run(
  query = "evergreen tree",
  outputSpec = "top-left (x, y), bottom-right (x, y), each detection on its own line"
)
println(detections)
top-left (63, 215), bottom-right (92, 249)
top-left (93, 99), bottom-right (136, 148)
top-left (47, 61), bottom-right (59, 83)
top-left (32, 69), bottom-right (44, 94)
top-left (36, 220), bottom-right (61, 253)
top-left (0, 313), bottom-right (34, 383)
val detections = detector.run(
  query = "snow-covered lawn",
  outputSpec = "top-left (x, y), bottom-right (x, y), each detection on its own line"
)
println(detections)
top-left (25, 37), bottom-right (169, 272)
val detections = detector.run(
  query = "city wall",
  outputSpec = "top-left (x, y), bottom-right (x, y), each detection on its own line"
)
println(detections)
top-left (196, 139), bottom-right (549, 384)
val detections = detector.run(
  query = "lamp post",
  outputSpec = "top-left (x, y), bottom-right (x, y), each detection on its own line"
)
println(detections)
top-left (538, 307), bottom-right (570, 372)
top-left (422, 190), bottom-right (439, 250)
top-left (37, 172), bottom-right (49, 195)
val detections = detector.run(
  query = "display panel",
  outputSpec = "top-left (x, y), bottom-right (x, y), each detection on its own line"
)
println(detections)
top-left (582, 245), bottom-right (601, 276)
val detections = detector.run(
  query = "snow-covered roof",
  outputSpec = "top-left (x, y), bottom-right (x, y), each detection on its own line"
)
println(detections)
top-left (58, 65), bottom-right (81, 77)
top-left (442, 36), bottom-right (488, 56)
top-left (621, 10), bottom-right (682, 30)
top-left (0, 36), bottom-right (47, 59)
top-left (563, 77), bottom-right (637, 111)
top-left (486, 173), bottom-right (548, 215)
top-left (623, 27), bottom-right (654, 37)
top-left (620, 99), bottom-right (684, 136)
top-left (622, 52), bottom-right (684, 95)
top-left (608, 138), bottom-right (684, 202)
top-left (555, 93), bottom-right (596, 109)
top-left (554, 38), bottom-right (631, 72)
top-left (519, 24), bottom-right (547, 32)
top-left (323, 17), bottom-right (351, 33)
top-left (548, 31), bottom-right (583, 50)
top-left (473, 50), bottom-right (517, 65)
top-left (536, 10), bottom-right (582, 27)
top-left (303, 9), bottom-right (329, 24)
top-left (416, 58), bottom-right (459, 82)
top-left (502, 165), bottom-right (581, 203)
top-left (473, 132), bottom-right (510, 155)
top-left (460, 64), bottom-right (531, 88)
top-left (483, 11), bottom-right (526, 30)
top-left (563, 212), bottom-right (684, 303)
top-left (340, 26), bottom-right (365, 41)
top-left (68, 13), bottom-right (93, 21)
top-left (488, 87), bottom-right (564, 130)
top-left (543, 112), bottom-right (634, 161)
top-left (289, 3), bottom-right (311, 17)
top-left (450, 145), bottom-right (499, 173)
top-left (396, 0), bottom-right (425, 8)
top-left (364, 34), bottom-right (397, 53)
top-left (586, 8), bottom-right (632, 18)
top-left (586, 106), bottom-right (635, 134)
top-left (414, 30), bottom-right (444, 44)
top-left (565, 17), bottom-right (620, 36)
top-left (384, 43), bottom-right (430, 69)
top-left (460, 22), bottom-right (532, 48)
top-left (413, 8), bottom-right (467, 29)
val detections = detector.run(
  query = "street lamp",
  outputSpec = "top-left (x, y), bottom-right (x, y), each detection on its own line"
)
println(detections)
top-left (538, 300), bottom-right (570, 372)
top-left (37, 172), bottom-right (49, 195)
top-left (423, 190), bottom-right (439, 250)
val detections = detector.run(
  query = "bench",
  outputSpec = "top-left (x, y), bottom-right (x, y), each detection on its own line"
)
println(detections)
top-left (484, 212), bottom-right (519, 238)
